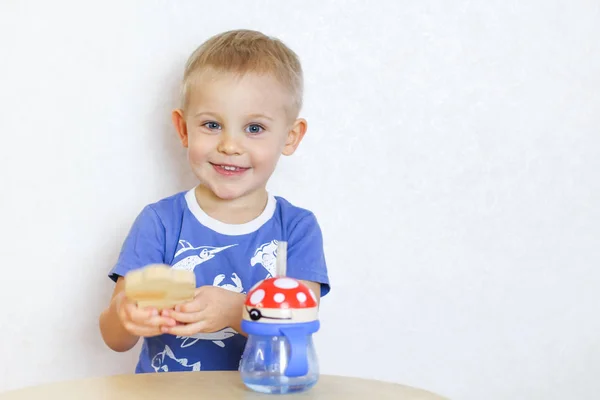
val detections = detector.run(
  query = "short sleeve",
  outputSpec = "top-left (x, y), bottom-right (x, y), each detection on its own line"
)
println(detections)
top-left (108, 205), bottom-right (166, 282)
top-left (285, 213), bottom-right (330, 296)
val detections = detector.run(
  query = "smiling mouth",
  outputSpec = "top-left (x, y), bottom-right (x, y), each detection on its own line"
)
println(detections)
top-left (210, 163), bottom-right (250, 175)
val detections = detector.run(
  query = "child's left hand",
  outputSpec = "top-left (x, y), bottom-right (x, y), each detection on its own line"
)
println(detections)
top-left (159, 286), bottom-right (245, 336)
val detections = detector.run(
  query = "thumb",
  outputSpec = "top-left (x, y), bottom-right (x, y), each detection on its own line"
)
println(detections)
top-left (176, 289), bottom-right (207, 313)
top-left (113, 291), bottom-right (129, 312)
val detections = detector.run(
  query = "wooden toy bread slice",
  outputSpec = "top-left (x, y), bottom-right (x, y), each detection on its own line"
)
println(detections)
top-left (124, 264), bottom-right (196, 309)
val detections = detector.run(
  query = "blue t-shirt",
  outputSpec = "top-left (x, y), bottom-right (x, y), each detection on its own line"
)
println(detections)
top-left (108, 188), bottom-right (330, 373)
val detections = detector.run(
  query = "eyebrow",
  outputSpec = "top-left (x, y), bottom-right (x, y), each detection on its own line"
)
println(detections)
top-left (192, 112), bottom-right (274, 122)
top-left (193, 112), bottom-right (221, 120)
top-left (247, 113), bottom-right (274, 122)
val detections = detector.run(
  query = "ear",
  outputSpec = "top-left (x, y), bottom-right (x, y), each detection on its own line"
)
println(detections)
top-left (172, 109), bottom-right (188, 148)
top-left (282, 118), bottom-right (307, 156)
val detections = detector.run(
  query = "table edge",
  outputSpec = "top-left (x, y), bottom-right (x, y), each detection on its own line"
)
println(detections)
top-left (0, 371), bottom-right (449, 399)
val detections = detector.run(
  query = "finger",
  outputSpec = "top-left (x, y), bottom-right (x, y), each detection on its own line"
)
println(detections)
top-left (145, 314), bottom-right (178, 328)
top-left (163, 309), bottom-right (208, 324)
top-left (120, 307), bottom-right (171, 328)
top-left (124, 304), bottom-right (177, 327)
top-left (122, 300), bottom-right (146, 317)
top-left (113, 291), bottom-right (126, 310)
top-left (117, 298), bottom-right (136, 324)
top-left (174, 298), bottom-right (207, 313)
top-left (163, 320), bottom-right (207, 337)
top-left (126, 304), bottom-right (159, 324)
top-left (123, 321), bottom-right (162, 337)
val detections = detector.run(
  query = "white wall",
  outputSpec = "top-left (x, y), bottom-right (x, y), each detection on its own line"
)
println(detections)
top-left (0, 1), bottom-right (598, 399)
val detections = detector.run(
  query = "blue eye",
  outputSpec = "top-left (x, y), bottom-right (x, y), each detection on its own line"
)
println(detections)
top-left (246, 124), bottom-right (264, 134)
top-left (203, 121), bottom-right (221, 130)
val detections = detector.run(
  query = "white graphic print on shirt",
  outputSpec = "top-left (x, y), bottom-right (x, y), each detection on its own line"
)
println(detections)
top-left (250, 240), bottom-right (279, 278)
top-left (176, 327), bottom-right (238, 348)
top-left (151, 345), bottom-right (201, 372)
top-left (171, 240), bottom-right (237, 271)
top-left (213, 272), bottom-right (244, 293)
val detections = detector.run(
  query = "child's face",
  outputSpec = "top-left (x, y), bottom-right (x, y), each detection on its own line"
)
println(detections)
top-left (173, 69), bottom-right (305, 201)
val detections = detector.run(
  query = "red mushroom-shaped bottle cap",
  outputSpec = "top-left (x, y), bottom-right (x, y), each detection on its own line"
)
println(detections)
top-left (243, 277), bottom-right (318, 324)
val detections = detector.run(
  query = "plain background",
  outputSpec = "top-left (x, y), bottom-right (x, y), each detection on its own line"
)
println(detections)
top-left (0, 1), bottom-right (598, 399)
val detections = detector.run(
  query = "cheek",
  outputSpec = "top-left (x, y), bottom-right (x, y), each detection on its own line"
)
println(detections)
top-left (187, 142), bottom-right (208, 165)
top-left (251, 151), bottom-right (279, 170)
top-left (248, 141), bottom-right (283, 167)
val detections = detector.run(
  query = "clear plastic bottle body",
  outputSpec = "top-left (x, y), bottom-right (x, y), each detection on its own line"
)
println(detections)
top-left (240, 333), bottom-right (319, 394)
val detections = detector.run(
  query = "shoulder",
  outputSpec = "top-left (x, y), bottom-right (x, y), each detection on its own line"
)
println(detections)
top-left (272, 195), bottom-right (330, 295)
top-left (274, 196), bottom-right (319, 224)
top-left (141, 190), bottom-right (189, 226)
top-left (273, 195), bottom-right (323, 236)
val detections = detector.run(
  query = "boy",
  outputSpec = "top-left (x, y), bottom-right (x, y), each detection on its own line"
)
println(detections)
top-left (98, 29), bottom-right (330, 373)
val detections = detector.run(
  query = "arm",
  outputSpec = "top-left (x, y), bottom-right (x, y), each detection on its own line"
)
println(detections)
top-left (99, 277), bottom-right (139, 352)
top-left (300, 280), bottom-right (322, 306)
top-left (162, 279), bottom-right (322, 338)
top-left (99, 276), bottom-right (176, 352)
top-left (226, 292), bottom-right (248, 337)
top-left (159, 286), bottom-right (248, 337)
top-left (285, 212), bottom-right (331, 299)
top-left (100, 205), bottom-right (174, 351)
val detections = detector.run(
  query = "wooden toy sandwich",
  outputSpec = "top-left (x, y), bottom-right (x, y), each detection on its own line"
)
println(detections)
top-left (124, 264), bottom-right (196, 309)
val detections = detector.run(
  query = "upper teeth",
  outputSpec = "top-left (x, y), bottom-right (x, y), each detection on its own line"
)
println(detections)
top-left (223, 166), bottom-right (237, 171)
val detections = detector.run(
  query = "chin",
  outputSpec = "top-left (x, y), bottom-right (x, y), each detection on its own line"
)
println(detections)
top-left (208, 184), bottom-right (252, 201)
top-left (212, 189), bottom-right (242, 201)
top-left (193, 169), bottom-right (266, 202)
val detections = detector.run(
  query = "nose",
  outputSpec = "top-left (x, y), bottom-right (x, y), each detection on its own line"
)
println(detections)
top-left (217, 131), bottom-right (243, 156)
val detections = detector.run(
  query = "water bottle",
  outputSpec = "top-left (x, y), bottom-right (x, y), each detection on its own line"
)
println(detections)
top-left (240, 276), bottom-right (320, 394)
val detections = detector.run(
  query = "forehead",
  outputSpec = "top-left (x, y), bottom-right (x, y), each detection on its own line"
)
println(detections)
top-left (186, 69), bottom-right (293, 118)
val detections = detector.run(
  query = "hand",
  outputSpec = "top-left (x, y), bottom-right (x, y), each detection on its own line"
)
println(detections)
top-left (160, 286), bottom-right (245, 336)
top-left (114, 292), bottom-right (177, 337)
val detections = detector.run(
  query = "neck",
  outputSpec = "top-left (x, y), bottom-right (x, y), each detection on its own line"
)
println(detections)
top-left (194, 185), bottom-right (269, 224)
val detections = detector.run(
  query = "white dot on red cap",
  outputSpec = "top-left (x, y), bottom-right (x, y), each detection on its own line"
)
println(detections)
top-left (309, 289), bottom-right (317, 301)
top-left (273, 293), bottom-right (285, 303)
top-left (273, 278), bottom-right (299, 289)
top-left (296, 292), bottom-right (307, 303)
top-left (250, 289), bottom-right (265, 305)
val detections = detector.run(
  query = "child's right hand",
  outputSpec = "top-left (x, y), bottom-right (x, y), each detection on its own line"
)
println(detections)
top-left (114, 292), bottom-right (177, 337)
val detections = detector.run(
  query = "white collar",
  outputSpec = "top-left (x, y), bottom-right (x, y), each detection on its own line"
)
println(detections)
top-left (185, 188), bottom-right (277, 236)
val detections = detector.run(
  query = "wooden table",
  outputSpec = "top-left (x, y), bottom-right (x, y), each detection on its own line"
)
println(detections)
top-left (0, 371), bottom-right (447, 399)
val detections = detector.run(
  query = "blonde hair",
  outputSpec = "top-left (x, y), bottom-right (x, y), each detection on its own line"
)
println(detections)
top-left (180, 29), bottom-right (303, 117)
